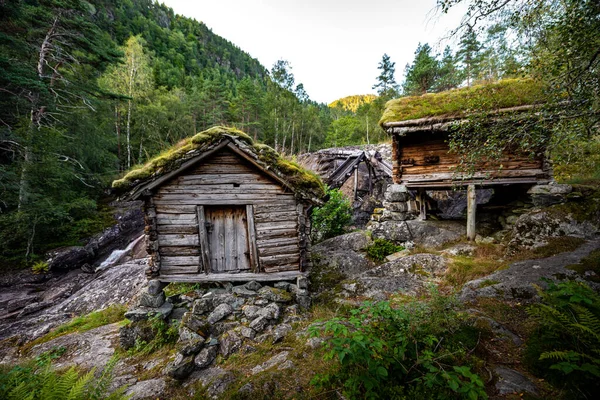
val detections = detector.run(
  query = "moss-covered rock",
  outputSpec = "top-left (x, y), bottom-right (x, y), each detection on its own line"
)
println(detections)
top-left (379, 78), bottom-right (548, 126)
top-left (111, 125), bottom-right (326, 201)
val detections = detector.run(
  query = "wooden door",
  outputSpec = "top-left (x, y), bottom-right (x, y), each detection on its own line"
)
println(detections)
top-left (204, 206), bottom-right (251, 273)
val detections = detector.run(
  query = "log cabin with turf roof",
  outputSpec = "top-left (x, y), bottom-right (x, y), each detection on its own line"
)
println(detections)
top-left (113, 126), bottom-right (325, 283)
top-left (378, 79), bottom-right (555, 239)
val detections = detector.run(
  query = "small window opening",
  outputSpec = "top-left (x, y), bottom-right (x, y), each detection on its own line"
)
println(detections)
top-left (233, 183), bottom-right (241, 187)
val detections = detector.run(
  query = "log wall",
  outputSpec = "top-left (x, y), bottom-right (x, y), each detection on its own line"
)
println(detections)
top-left (144, 148), bottom-right (306, 279)
top-left (392, 132), bottom-right (549, 187)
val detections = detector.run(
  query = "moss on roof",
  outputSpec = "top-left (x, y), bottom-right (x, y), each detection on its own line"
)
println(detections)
top-left (379, 78), bottom-right (548, 126)
top-left (112, 126), bottom-right (325, 201)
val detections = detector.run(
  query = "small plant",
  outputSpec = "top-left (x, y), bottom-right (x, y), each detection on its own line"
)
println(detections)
top-left (31, 260), bottom-right (49, 274)
top-left (310, 187), bottom-right (352, 244)
top-left (526, 280), bottom-right (600, 397)
top-left (309, 292), bottom-right (487, 399)
top-left (128, 315), bottom-right (179, 355)
top-left (364, 238), bottom-right (404, 262)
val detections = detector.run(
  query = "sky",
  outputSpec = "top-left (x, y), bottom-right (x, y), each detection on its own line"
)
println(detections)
top-left (161, 0), bottom-right (467, 104)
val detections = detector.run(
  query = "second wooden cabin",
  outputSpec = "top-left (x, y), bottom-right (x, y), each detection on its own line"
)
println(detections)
top-left (113, 126), bottom-right (325, 283)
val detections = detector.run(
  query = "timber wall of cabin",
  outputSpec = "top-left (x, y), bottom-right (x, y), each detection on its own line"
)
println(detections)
top-left (143, 148), bottom-right (307, 281)
top-left (391, 132), bottom-right (548, 186)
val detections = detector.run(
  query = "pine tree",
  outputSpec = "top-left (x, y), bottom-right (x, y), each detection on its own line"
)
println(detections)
top-left (372, 54), bottom-right (399, 99)
top-left (402, 43), bottom-right (440, 95)
top-left (435, 46), bottom-right (461, 92)
top-left (456, 26), bottom-right (483, 86)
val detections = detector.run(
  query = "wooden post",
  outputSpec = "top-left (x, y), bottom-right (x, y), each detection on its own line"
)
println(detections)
top-left (467, 184), bottom-right (476, 240)
top-left (353, 166), bottom-right (358, 200)
top-left (416, 189), bottom-right (426, 220)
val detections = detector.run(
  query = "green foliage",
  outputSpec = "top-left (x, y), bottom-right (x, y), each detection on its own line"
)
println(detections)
top-left (31, 261), bottom-right (49, 275)
top-left (309, 293), bottom-right (487, 399)
top-left (365, 239), bottom-right (404, 262)
top-left (128, 314), bottom-right (179, 355)
top-left (0, 355), bottom-right (128, 400)
top-left (526, 280), bottom-right (600, 397)
top-left (310, 188), bottom-right (352, 244)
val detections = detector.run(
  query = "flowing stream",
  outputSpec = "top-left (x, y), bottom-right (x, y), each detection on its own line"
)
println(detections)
top-left (96, 234), bottom-right (144, 271)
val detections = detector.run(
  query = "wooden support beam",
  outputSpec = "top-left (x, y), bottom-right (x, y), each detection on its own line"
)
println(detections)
top-left (467, 184), bottom-right (476, 241)
top-left (416, 189), bottom-right (426, 220)
top-left (353, 167), bottom-right (359, 200)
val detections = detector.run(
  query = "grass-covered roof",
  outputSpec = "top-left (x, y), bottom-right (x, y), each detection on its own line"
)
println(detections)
top-left (112, 126), bottom-right (326, 203)
top-left (379, 78), bottom-right (547, 127)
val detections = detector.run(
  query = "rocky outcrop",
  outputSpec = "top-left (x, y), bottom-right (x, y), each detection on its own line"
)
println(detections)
top-left (461, 239), bottom-right (600, 303)
top-left (340, 254), bottom-right (448, 300)
top-left (46, 201), bottom-right (144, 271)
top-left (0, 259), bottom-right (147, 342)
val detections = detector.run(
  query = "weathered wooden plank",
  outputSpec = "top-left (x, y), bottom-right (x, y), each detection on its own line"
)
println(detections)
top-left (158, 183), bottom-right (284, 192)
top-left (158, 234), bottom-right (199, 246)
top-left (258, 244), bottom-right (300, 257)
top-left (156, 213), bottom-right (197, 224)
top-left (160, 246), bottom-right (200, 256)
top-left (263, 264), bottom-right (299, 273)
top-left (246, 205), bottom-right (259, 273)
top-left (162, 256), bottom-right (201, 267)
top-left (191, 162), bottom-right (256, 174)
top-left (176, 174), bottom-right (274, 185)
top-left (256, 229), bottom-right (298, 240)
top-left (158, 271), bottom-right (306, 282)
top-left (224, 210), bottom-right (234, 271)
top-left (156, 193), bottom-right (286, 201)
top-left (196, 206), bottom-right (210, 273)
top-left (255, 221), bottom-right (298, 232)
top-left (260, 253), bottom-right (301, 266)
top-left (254, 211), bottom-right (299, 223)
top-left (154, 198), bottom-right (297, 206)
top-left (160, 265), bottom-right (199, 275)
top-left (254, 204), bottom-right (298, 214)
top-left (155, 205), bottom-right (198, 214)
top-left (157, 225), bottom-right (199, 234)
top-left (256, 237), bottom-right (299, 247)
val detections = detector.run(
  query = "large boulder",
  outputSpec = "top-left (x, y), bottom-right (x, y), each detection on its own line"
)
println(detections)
top-left (507, 208), bottom-right (599, 251)
top-left (370, 220), bottom-right (466, 249)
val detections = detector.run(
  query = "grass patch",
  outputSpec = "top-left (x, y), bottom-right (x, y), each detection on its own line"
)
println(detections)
top-left (164, 282), bottom-right (201, 297)
top-left (21, 304), bottom-right (126, 354)
top-left (478, 279), bottom-right (500, 288)
top-left (379, 78), bottom-right (547, 125)
top-left (566, 248), bottom-right (600, 282)
top-left (444, 256), bottom-right (508, 289)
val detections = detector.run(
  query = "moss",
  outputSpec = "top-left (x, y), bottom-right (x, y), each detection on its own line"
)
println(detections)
top-left (111, 125), bottom-right (325, 199)
top-left (379, 78), bottom-right (547, 126)
top-left (478, 279), bottom-right (500, 289)
top-left (566, 249), bottom-right (600, 282)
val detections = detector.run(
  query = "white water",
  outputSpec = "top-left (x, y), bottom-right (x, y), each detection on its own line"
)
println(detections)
top-left (96, 234), bottom-right (144, 272)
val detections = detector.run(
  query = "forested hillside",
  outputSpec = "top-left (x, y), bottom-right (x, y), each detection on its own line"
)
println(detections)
top-left (0, 0), bottom-right (332, 265)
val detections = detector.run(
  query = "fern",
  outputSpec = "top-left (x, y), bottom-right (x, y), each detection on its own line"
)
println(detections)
top-left (527, 280), bottom-right (600, 397)
top-left (0, 356), bottom-right (129, 400)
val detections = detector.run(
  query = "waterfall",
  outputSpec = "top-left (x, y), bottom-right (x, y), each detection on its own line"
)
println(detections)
top-left (96, 234), bottom-right (144, 272)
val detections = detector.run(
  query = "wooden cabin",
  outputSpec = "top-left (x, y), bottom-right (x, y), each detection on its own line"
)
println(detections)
top-left (379, 80), bottom-right (552, 189)
top-left (379, 79), bottom-right (553, 238)
top-left (113, 126), bottom-right (325, 283)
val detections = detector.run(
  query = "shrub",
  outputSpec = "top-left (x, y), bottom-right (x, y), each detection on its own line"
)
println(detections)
top-left (310, 187), bottom-right (352, 244)
top-left (309, 292), bottom-right (487, 399)
top-left (526, 280), bottom-right (600, 397)
top-left (365, 238), bottom-right (404, 262)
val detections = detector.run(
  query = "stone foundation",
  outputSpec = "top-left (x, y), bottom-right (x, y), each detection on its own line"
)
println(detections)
top-left (370, 184), bottom-right (418, 224)
top-left (121, 277), bottom-right (309, 380)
